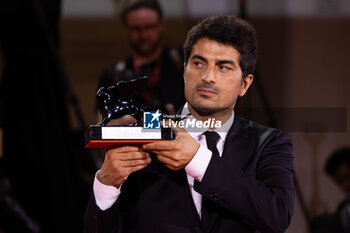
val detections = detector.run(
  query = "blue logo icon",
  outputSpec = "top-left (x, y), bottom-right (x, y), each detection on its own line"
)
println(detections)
top-left (143, 110), bottom-right (161, 129)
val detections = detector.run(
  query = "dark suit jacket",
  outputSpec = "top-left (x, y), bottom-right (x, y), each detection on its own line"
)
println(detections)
top-left (84, 116), bottom-right (294, 233)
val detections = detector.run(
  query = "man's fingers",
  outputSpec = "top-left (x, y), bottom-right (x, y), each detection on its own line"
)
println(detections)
top-left (170, 120), bottom-right (187, 134)
top-left (162, 120), bottom-right (187, 134)
top-left (130, 163), bottom-right (150, 173)
top-left (108, 146), bottom-right (141, 153)
top-left (119, 151), bottom-right (150, 161)
top-left (107, 148), bottom-right (149, 161)
top-left (142, 141), bottom-right (174, 151)
top-left (152, 151), bottom-right (175, 159)
top-left (122, 157), bottom-right (151, 167)
top-left (156, 155), bottom-right (177, 170)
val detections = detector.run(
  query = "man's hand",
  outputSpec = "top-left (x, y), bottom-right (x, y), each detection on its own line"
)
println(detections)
top-left (97, 146), bottom-right (151, 188)
top-left (142, 123), bottom-right (200, 170)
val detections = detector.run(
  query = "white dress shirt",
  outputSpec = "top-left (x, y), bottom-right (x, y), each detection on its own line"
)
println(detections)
top-left (93, 102), bottom-right (234, 216)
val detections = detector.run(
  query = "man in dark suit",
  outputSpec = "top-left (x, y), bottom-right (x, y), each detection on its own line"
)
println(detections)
top-left (84, 15), bottom-right (294, 233)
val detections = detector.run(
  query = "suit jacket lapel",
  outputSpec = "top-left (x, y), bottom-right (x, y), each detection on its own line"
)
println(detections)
top-left (204, 116), bottom-right (258, 233)
top-left (222, 116), bottom-right (258, 168)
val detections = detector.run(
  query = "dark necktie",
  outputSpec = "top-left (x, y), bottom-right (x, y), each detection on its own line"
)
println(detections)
top-left (203, 131), bottom-right (220, 158)
top-left (200, 131), bottom-right (220, 230)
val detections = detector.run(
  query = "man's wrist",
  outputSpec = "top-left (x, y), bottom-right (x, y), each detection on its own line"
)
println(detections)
top-left (93, 171), bottom-right (121, 210)
top-left (96, 170), bottom-right (106, 185)
top-left (97, 170), bottom-right (122, 188)
top-left (185, 145), bottom-right (212, 182)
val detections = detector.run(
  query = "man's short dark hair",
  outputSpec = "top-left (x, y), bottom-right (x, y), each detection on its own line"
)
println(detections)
top-left (183, 15), bottom-right (258, 79)
top-left (120, 0), bottom-right (163, 25)
top-left (325, 148), bottom-right (350, 176)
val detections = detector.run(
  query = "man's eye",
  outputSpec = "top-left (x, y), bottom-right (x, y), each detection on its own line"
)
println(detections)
top-left (219, 65), bottom-right (231, 71)
top-left (194, 61), bottom-right (203, 67)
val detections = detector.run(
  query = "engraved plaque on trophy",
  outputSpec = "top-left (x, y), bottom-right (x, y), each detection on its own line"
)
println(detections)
top-left (85, 76), bottom-right (174, 148)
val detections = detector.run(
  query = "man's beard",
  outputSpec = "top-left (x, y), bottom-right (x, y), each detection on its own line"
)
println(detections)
top-left (191, 82), bottom-right (221, 114)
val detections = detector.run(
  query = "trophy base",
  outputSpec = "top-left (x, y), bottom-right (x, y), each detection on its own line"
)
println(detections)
top-left (85, 125), bottom-right (174, 148)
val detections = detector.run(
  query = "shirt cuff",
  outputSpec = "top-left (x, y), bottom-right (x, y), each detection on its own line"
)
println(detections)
top-left (185, 145), bottom-right (212, 182)
top-left (93, 171), bottom-right (121, 211)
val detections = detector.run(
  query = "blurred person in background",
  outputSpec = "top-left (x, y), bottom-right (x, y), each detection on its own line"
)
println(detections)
top-left (311, 147), bottom-right (350, 233)
top-left (97, 0), bottom-right (185, 121)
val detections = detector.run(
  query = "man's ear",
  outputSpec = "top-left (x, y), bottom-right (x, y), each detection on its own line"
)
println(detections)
top-left (239, 74), bottom-right (253, 97)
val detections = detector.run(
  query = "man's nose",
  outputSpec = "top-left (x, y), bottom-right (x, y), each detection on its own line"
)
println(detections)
top-left (139, 29), bottom-right (149, 38)
top-left (202, 66), bottom-right (216, 83)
